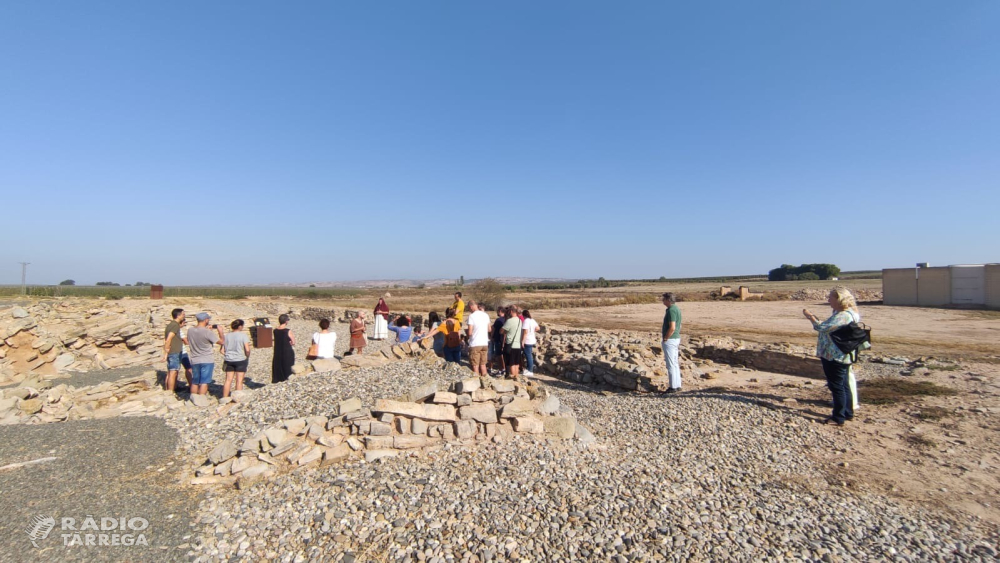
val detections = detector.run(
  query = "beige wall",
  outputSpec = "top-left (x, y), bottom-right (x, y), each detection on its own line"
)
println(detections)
top-left (917, 267), bottom-right (952, 307)
top-left (987, 264), bottom-right (1000, 310)
top-left (883, 268), bottom-right (917, 305)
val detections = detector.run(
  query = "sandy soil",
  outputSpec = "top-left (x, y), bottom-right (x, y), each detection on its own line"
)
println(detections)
top-left (536, 301), bottom-right (1000, 358)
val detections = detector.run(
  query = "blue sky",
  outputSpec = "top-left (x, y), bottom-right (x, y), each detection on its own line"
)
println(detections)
top-left (1, 1), bottom-right (998, 285)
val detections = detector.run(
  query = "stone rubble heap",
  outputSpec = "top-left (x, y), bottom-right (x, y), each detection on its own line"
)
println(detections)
top-left (193, 375), bottom-right (593, 489)
top-left (0, 303), bottom-right (175, 385)
top-left (0, 371), bottom-right (195, 425)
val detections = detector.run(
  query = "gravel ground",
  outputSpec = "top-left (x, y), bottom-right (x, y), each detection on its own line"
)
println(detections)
top-left (58, 365), bottom-right (159, 389)
top-left (0, 417), bottom-right (200, 562)
top-left (185, 367), bottom-right (1000, 562)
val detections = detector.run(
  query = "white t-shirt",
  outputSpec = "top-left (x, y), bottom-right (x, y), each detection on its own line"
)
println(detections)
top-left (312, 331), bottom-right (337, 359)
top-left (466, 310), bottom-right (491, 347)
top-left (522, 318), bottom-right (539, 345)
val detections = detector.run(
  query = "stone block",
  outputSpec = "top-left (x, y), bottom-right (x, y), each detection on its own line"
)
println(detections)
top-left (395, 417), bottom-right (410, 434)
top-left (411, 418), bottom-right (428, 435)
top-left (432, 392), bottom-right (458, 404)
top-left (456, 394), bottom-right (472, 407)
top-left (454, 378), bottom-right (481, 394)
top-left (270, 440), bottom-right (298, 457)
top-left (296, 447), bottom-right (323, 466)
top-left (370, 421), bottom-right (392, 436)
top-left (346, 437), bottom-right (364, 451)
top-left (337, 398), bottom-right (363, 416)
top-left (454, 419), bottom-right (478, 440)
top-left (459, 403), bottom-right (498, 424)
top-left (283, 418), bottom-right (307, 435)
top-left (500, 398), bottom-right (535, 418)
top-left (264, 427), bottom-right (288, 447)
top-left (208, 440), bottom-right (238, 464)
top-left (317, 434), bottom-right (344, 447)
top-left (393, 435), bottom-right (430, 449)
top-left (306, 423), bottom-right (325, 440)
top-left (322, 444), bottom-right (352, 466)
top-left (471, 389), bottom-right (498, 402)
top-left (491, 379), bottom-right (516, 393)
top-left (231, 455), bottom-right (256, 474)
top-left (285, 443), bottom-right (312, 463)
top-left (512, 416), bottom-right (544, 434)
top-left (407, 380), bottom-right (441, 402)
top-left (374, 399), bottom-right (457, 422)
top-left (543, 417), bottom-right (576, 439)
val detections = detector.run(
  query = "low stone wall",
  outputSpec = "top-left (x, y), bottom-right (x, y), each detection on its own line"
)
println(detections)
top-left (194, 376), bottom-right (593, 488)
top-left (533, 325), bottom-right (826, 391)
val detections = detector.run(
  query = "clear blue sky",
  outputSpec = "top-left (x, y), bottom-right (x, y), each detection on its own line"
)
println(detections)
top-left (2, 1), bottom-right (998, 285)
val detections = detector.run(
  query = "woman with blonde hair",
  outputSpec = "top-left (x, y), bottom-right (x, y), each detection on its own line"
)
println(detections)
top-left (803, 287), bottom-right (862, 425)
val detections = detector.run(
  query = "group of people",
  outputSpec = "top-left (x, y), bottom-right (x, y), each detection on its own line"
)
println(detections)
top-left (349, 292), bottom-right (541, 379)
top-left (162, 308), bottom-right (252, 398)
top-left (162, 287), bottom-right (863, 427)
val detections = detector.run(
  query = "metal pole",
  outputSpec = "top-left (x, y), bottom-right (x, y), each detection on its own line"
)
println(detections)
top-left (19, 262), bottom-right (30, 295)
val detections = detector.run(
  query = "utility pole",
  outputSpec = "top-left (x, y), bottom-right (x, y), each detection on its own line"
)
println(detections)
top-left (19, 262), bottom-right (30, 295)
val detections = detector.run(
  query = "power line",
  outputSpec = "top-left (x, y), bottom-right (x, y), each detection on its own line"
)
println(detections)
top-left (19, 262), bottom-right (30, 295)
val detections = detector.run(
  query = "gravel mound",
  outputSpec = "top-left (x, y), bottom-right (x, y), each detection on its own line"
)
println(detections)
top-left (186, 369), bottom-right (998, 562)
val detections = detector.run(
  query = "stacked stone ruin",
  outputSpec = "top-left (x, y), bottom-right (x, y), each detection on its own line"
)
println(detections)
top-left (195, 376), bottom-right (593, 488)
top-left (0, 304), bottom-right (172, 385)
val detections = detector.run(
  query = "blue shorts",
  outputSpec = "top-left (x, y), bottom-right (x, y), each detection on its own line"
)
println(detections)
top-left (167, 353), bottom-right (192, 371)
top-left (191, 363), bottom-right (214, 385)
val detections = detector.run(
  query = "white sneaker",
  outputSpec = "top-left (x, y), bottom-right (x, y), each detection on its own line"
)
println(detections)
top-left (524, 370), bottom-right (533, 376)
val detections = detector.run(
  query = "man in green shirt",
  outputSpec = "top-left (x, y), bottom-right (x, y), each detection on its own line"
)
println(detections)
top-left (661, 293), bottom-right (682, 393)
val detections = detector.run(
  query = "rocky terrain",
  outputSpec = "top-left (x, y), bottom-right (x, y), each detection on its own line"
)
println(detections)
top-left (1, 299), bottom-right (998, 561)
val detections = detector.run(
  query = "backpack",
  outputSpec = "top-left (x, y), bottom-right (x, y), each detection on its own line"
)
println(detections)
top-left (830, 311), bottom-right (871, 363)
top-left (444, 320), bottom-right (462, 348)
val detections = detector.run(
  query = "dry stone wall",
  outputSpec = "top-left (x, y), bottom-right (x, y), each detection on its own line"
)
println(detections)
top-left (194, 376), bottom-right (593, 488)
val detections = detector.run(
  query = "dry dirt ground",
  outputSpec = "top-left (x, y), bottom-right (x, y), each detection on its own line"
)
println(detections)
top-left (539, 300), bottom-right (1000, 530)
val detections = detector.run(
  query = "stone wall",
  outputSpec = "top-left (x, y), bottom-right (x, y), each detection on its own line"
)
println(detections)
top-left (194, 376), bottom-right (593, 488)
top-left (533, 325), bottom-right (826, 391)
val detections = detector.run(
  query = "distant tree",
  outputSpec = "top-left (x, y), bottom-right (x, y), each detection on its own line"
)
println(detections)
top-left (416, 283), bottom-right (426, 289)
top-left (798, 272), bottom-right (820, 281)
top-left (768, 263), bottom-right (840, 281)
top-left (134, 281), bottom-right (151, 286)
top-left (95, 281), bottom-right (120, 286)
top-left (597, 277), bottom-right (610, 288)
top-left (459, 275), bottom-right (465, 286)
top-left (309, 284), bottom-right (316, 287)
top-left (470, 278), bottom-right (507, 310)
top-left (658, 276), bottom-right (668, 282)
top-left (59, 279), bottom-right (76, 286)
top-left (125, 284), bottom-right (132, 286)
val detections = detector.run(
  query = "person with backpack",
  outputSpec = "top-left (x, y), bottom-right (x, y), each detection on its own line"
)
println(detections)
top-left (424, 308), bottom-right (463, 363)
top-left (803, 287), bottom-right (863, 426)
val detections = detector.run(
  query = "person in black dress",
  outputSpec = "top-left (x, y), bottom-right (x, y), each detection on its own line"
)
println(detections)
top-left (272, 314), bottom-right (295, 383)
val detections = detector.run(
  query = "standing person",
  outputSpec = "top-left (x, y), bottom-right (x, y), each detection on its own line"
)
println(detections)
top-left (271, 314), bottom-right (295, 383)
top-left (502, 305), bottom-right (524, 379)
top-left (312, 319), bottom-right (337, 359)
top-left (466, 301), bottom-right (491, 376)
top-left (427, 311), bottom-right (445, 356)
top-left (490, 307), bottom-right (507, 375)
top-left (521, 310), bottom-right (539, 377)
top-left (803, 288), bottom-right (861, 426)
top-left (222, 319), bottom-right (251, 398)
top-left (162, 308), bottom-right (188, 391)
top-left (661, 293), bottom-right (683, 393)
top-left (347, 312), bottom-right (367, 356)
top-left (387, 316), bottom-right (413, 344)
top-left (178, 319), bottom-right (194, 389)
top-left (187, 313), bottom-right (224, 396)
top-left (372, 298), bottom-right (390, 340)
top-left (452, 292), bottom-right (465, 324)
top-left (425, 308), bottom-right (463, 363)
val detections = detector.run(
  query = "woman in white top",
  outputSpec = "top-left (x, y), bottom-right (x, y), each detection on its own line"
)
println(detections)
top-left (312, 319), bottom-right (338, 359)
top-left (521, 310), bottom-right (540, 377)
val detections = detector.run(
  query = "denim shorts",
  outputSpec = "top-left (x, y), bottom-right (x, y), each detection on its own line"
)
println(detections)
top-left (167, 353), bottom-right (192, 371)
top-left (191, 363), bottom-right (214, 385)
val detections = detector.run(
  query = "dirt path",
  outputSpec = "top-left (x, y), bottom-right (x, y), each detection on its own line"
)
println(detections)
top-left (536, 301), bottom-right (1000, 358)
